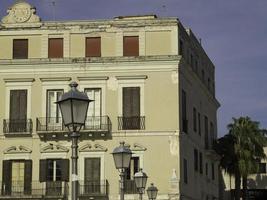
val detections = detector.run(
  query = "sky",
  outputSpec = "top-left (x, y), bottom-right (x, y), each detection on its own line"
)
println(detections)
top-left (1, 0), bottom-right (267, 136)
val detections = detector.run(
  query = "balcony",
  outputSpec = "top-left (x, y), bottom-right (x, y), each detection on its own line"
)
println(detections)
top-left (118, 116), bottom-right (145, 130)
top-left (3, 119), bottom-right (32, 136)
top-left (36, 116), bottom-right (111, 139)
top-left (78, 180), bottom-right (109, 198)
top-left (0, 181), bottom-right (68, 199)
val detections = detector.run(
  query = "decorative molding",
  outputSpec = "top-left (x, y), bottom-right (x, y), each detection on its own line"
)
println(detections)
top-left (40, 77), bottom-right (72, 82)
top-left (40, 143), bottom-right (69, 153)
top-left (4, 145), bottom-right (32, 154)
top-left (4, 78), bottom-right (35, 83)
top-left (79, 143), bottom-right (107, 152)
top-left (132, 143), bottom-right (147, 151)
top-left (1, 1), bottom-right (41, 28)
top-left (116, 75), bottom-right (148, 80)
top-left (77, 76), bottom-right (109, 81)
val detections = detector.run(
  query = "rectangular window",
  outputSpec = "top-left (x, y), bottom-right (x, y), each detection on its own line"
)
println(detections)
top-left (9, 90), bottom-right (27, 132)
top-left (84, 158), bottom-right (101, 193)
top-left (86, 37), bottom-right (101, 57)
top-left (198, 112), bottom-right (201, 136)
top-left (126, 157), bottom-right (140, 180)
top-left (205, 162), bottom-right (208, 176)
top-left (258, 163), bottom-right (266, 174)
top-left (46, 90), bottom-right (63, 124)
top-left (123, 36), bottom-right (139, 56)
top-left (194, 149), bottom-right (198, 171)
top-left (13, 39), bottom-right (28, 59)
top-left (204, 116), bottom-right (209, 149)
top-left (182, 90), bottom-right (187, 133)
top-left (179, 39), bottom-right (184, 56)
top-left (85, 88), bottom-right (102, 128)
top-left (193, 107), bottom-right (197, 132)
top-left (48, 38), bottom-right (63, 58)
top-left (199, 152), bottom-right (203, 174)
top-left (122, 87), bottom-right (141, 129)
top-left (183, 158), bottom-right (188, 184)
top-left (211, 163), bottom-right (215, 180)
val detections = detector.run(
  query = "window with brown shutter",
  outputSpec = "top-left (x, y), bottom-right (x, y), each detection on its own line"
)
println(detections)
top-left (123, 36), bottom-right (139, 56)
top-left (48, 38), bottom-right (63, 58)
top-left (86, 37), bottom-right (101, 57)
top-left (13, 39), bottom-right (28, 59)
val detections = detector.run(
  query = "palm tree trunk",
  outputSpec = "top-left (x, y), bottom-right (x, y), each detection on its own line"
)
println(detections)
top-left (235, 172), bottom-right (241, 200)
top-left (242, 176), bottom-right (248, 200)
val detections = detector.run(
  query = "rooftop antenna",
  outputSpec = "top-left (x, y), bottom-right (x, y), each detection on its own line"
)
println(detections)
top-left (51, 0), bottom-right (56, 21)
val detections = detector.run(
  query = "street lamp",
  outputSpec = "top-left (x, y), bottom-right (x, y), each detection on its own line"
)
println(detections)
top-left (112, 141), bottom-right (132, 200)
top-left (147, 183), bottom-right (158, 200)
top-left (56, 81), bottom-right (92, 200)
top-left (134, 169), bottom-right (148, 200)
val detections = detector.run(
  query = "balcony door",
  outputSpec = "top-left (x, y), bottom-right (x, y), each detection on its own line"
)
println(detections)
top-left (125, 157), bottom-right (139, 194)
top-left (9, 90), bottom-right (27, 132)
top-left (46, 90), bottom-right (63, 130)
top-left (84, 88), bottom-right (102, 129)
top-left (84, 158), bottom-right (100, 194)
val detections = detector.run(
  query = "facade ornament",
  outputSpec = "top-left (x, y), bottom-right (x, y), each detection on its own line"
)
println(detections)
top-left (79, 143), bottom-right (108, 152)
top-left (4, 145), bottom-right (32, 154)
top-left (40, 143), bottom-right (69, 153)
top-left (132, 143), bottom-right (147, 151)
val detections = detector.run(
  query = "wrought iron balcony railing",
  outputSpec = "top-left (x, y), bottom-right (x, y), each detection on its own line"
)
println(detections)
top-left (78, 180), bottom-right (109, 196)
top-left (36, 116), bottom-right (111, 133)
top-left (118, 116), bottom-right (145, 130)
top-left (3, 119), bottom-right (32, 135)
top-left (0, 181), bottom-right (68, 197)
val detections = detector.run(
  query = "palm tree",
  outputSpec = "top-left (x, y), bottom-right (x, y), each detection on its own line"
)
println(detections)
top-left (215, 117), bottom-right (266, 200)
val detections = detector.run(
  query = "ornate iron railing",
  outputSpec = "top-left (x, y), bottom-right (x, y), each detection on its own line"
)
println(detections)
top-left (3, 119), bottom-right (32, 134)
top-left (78, 180), bottom-right (109, 196)
top-left (118, 116), bottom-right (145, 130)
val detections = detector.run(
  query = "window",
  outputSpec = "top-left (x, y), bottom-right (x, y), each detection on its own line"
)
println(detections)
top-left (125, 157), bottom-right (140, 194)
top-left (183, 158), bottom-right (188, 184)
top-left (193, 107), bottom-right (197, 132)
top-left (48, 38), bottom-right (63, 58)
top-left (9, 90), bottom-right (27, 132)
top-left (199, 152), bottom-right (203, 174)
top-left (121, 87), bottom-right (141, 130)
top-left (204, 116), bottom-right (209, 149)
top-left (84, 158), bottom-right (101, 193)
top-left (13, 39), bottom-right (28, 59)
top-left (258, 163), bottom-right (266, 174)
top-left (86, 37), bottom-right (101, 57)
top-left (46, 90), bottom-right (63, 125)
top-left (211, 163), bottom-right (215, 180)
top-left (198, 112), bottom-right (201, 136)
top-left (123, 36), bottom-right (139, 56)
top-left (85, 88), bottom-right (102, 128)
top-left (2, 160), bottom-right (32, 195)
top-left (205, 162), bottom-right (208, 176)
top-left (182, 90), bottom-right (187, 133)
top-left (194, 149), bottom-right (198, 171)
top-left (179, 39), bottom-right (184, 56)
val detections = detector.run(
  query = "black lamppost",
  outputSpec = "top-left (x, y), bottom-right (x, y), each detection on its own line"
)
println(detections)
top-left (56, 81), bottom-right (92, 200)
top-left (147, 183), bottom-right (158, 200)
top-left (112, 141), bottom-right (132, 200)
top-left (134, 169), bottom-right (148, 200)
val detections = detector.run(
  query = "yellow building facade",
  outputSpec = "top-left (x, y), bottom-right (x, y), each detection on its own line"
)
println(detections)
top-left (0, 2), bottom-right (220, 200)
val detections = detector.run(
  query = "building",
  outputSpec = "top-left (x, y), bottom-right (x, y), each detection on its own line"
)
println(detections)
top-left (0, 1), bottom-right (220, 200)
top-left (220, 147), bottom-right (267, 199)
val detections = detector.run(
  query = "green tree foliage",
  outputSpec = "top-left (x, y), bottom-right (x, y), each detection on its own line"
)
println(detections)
top-left (215, 117), bottom-right (266, 200)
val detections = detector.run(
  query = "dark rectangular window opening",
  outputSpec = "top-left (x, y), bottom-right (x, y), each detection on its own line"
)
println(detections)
top-left (194, 149), bottom-right (198, 171)
top-left (193, 107), bottom-right (197, 132)
top-left (183, 158), bottom-right (188, 184)
top-left (48, 38), bottom-right (63, 58)
top-left (182, 90), bottom-right (187, 133)
top-left (211, 163), bottom-right (215, 180)
top-left (199, 152), bottom-right (203, 174)
top-left (258, 163), bottom-right (266, 174)
top-left (13, 39), bottom-right (28, 59)
top-left (198, 112), bottom-right (201, 136)
top-left (123, 36), bottom-right (139, 56)
top-left (86, 37), bottom-right (101, 57)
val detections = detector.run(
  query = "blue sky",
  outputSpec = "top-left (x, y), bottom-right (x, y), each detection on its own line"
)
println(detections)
top-left (1, 0), bottom-right (267, 136)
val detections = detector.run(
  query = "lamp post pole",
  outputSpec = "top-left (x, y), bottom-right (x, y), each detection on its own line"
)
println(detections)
top-left (71, 131), bottom-right (79, 200)
top-left (119, 170), bottom-right (125, 200)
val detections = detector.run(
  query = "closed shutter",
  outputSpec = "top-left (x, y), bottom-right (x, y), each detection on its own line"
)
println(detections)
top-left (39, 159), bottom-right (47, 182)
top-left (123, 87), bottom-right (140, 117)
top-left (48, 38), bottom-right (63, 58)
top-left (86, 37), bottom-right (101, 57)
top-left (85, 158), bottom-right (100, 182)
top-left (60, 159), bottom-right (69, 182)
top-left (24, 160), bottom-right (32, 194)
top-left (13, 39), bottom-right (28, 59)
top-left (123, 36), bottom-right (139, 56)
top-left (2, 160), bottom-right (12, 195)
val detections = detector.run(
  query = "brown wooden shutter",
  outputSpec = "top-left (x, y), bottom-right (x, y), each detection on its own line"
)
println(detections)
top-left (24, 160), bottom-right (32, 194)
top-left (13, 39), bottom-right (28, 59)
top-left (86, 37), bottom-right (101, 57)
top-left (85, 158), bottom-right (100, 182)
top-left (123, 36), bottom-right (139, 56)
top-left (123, 87), bottom-right (140, 117)
top-left (60, 159), bottom-right (69, 182)
top-left (2, 160), bottom-right (12, 195)
top-left (10, 90), bottom-right (27, 120)
top-left (48, 38), bottom-right (63, 58)
top-left (39, 159), bottom-right (47, 182)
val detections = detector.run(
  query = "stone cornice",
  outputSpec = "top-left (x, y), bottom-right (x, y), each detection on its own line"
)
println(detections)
top-left (4, 78), bottom-right (35, 82)
top-left (40, 77), bottom-right (72, 82)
